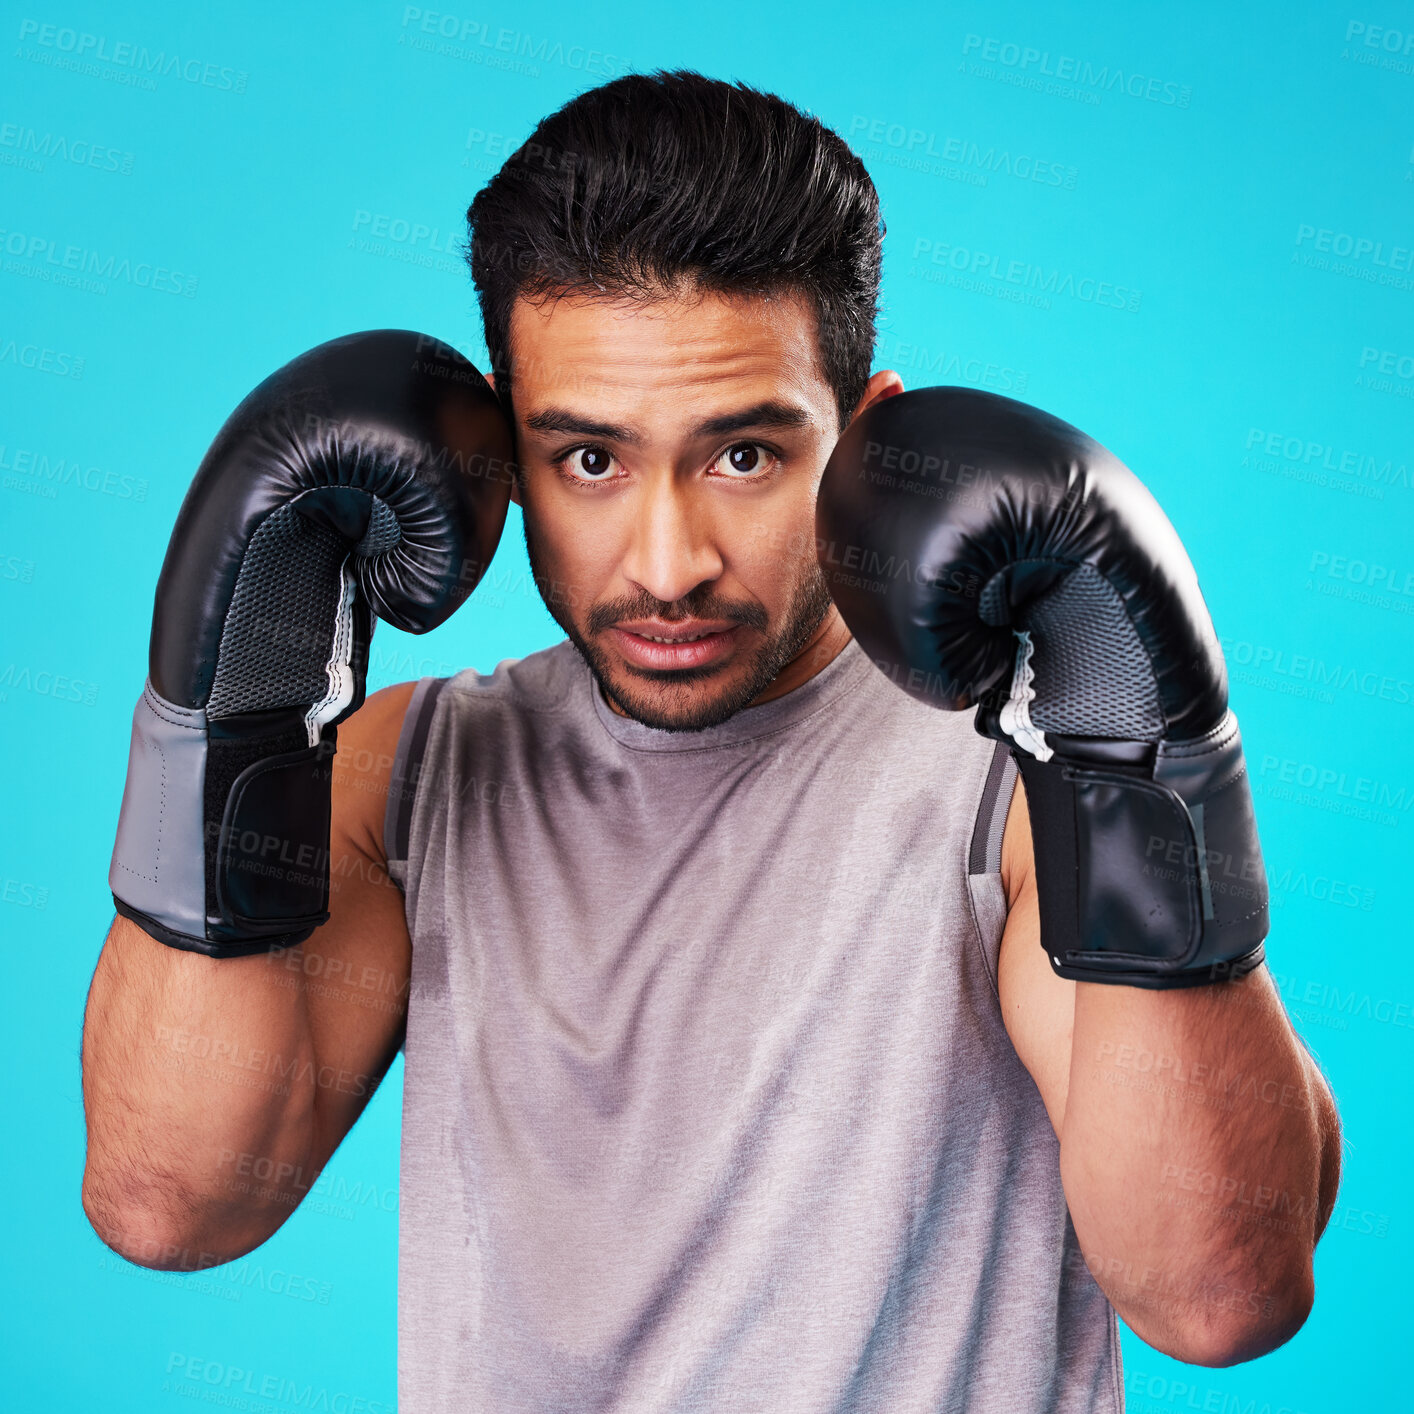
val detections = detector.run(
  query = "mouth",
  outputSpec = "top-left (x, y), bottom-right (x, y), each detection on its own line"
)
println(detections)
top-left (611, 620), bottom-right (740, 671)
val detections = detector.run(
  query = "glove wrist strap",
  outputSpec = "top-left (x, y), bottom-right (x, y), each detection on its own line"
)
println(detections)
top-left (984, 710), bottom-right (1270, 988)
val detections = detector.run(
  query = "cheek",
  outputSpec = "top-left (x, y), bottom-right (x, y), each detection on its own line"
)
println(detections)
top-left (525, 491), bottom-right (622, 586)
top-left (726, 489), bottom-right (820, 586)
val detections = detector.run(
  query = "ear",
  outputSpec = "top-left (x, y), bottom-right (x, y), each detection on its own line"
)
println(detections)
top-left (483, 370), bottom-right (523, 508)
top-left (848, 369), bottom-right (906, 426)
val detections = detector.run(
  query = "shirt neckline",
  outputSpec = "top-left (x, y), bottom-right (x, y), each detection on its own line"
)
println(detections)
top-left (588, 634), bottom-right (874, 753)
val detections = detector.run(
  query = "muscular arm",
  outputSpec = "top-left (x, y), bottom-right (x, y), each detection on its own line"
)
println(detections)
top-left (81, 682), bottom-right (416, 1269)
top-left (997, 777), bottom-right (1343, 1367)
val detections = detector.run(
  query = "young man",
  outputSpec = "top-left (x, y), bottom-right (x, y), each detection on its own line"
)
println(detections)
top-left (85, 71), bottom-right (1340, 1412)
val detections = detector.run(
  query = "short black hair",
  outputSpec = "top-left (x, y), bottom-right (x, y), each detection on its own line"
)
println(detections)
top-left (465, 69), bottom-right (883, 431)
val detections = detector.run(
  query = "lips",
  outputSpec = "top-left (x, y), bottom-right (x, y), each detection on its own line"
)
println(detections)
top-left (635, 630), bottom-right (718, 643)
top-left (616, 619), bottom-right (737, 641)
top-left (611, 621), bottom-right (740, 671)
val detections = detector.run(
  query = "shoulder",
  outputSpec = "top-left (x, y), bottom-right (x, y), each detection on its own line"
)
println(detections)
top-left (999, 772), bottom-right (1033, 909)
top-left (341, 680), bottom-right (418, 765)
top-left (330, 642), bottom-right (582, 857)
top-left (429, 641), bottom-right (588, 758)
top-left (848, 651), bottom-right (1005, 776)
top-left (440, 638), bottom-right (581, 715)
top-left (996, 772), bottom-right (1076, 1134)
top-left (332, 682), bottom-right (420, 862)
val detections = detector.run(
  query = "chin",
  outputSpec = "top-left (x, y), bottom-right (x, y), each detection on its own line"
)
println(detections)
top-left (602, 659), bottom-right (762, 733)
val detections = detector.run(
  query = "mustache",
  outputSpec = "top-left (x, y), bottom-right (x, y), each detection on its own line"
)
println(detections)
top-left (586, 596), bottom-right (769, 635)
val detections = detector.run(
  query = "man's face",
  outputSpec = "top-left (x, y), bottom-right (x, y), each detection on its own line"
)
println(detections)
top-left (504, 286), bottom-right (879, 732)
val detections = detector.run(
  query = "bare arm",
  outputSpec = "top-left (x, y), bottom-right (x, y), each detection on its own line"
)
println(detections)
top-left (81, 681), bottom-right (417, 1269)
top-left (997, 777), bottom-right (1342, 1367)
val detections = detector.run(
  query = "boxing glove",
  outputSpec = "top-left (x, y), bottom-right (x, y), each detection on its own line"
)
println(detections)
top-left (109, 330), bottom-right (513, 957)
top-left (817, 387), bottom-right (1268, 988)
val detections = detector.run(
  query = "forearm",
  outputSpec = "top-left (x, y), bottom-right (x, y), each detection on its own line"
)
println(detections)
top-left (81, 914), bottom-right (320, 1268)
top-left (1059, 966), bottom-right (1339, 1364)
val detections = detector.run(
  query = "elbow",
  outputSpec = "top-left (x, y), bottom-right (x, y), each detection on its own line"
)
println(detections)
top-left (82, 1168), bottom-right (271, 1272)
top-left (1157, 1263), bottom-right (1315, 1368)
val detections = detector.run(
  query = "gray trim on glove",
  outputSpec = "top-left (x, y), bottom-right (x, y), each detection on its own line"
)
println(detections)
top-left (109, 680), bottom-right (210, 944)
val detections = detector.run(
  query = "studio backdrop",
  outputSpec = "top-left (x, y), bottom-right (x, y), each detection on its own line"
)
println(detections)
top-left (3, 3), bottom-right (1410, 1411)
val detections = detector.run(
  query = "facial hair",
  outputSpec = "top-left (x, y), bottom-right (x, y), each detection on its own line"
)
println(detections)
top-left (521, 508), bottom-right (832, 732)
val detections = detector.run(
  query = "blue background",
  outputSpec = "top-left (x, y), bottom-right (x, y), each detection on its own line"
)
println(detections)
top-left (4, 3), bottom-right (1411, 1410)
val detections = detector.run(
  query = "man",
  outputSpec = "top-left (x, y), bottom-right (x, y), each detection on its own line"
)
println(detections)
top-left (84, 70), bottom-right (1341, 1412)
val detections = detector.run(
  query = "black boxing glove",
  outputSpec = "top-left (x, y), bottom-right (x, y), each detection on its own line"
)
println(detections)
top-left (109, 330), bottom-right (513, 957)
top-left (817, 387), bottom-right (1268, 989)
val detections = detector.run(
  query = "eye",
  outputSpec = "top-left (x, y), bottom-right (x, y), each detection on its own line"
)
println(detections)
top-left (712, 442), bottom-right (777, 479)
top-left (560, 445), bottom-right (619, 484)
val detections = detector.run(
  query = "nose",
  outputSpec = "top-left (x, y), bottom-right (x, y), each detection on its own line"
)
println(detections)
top-left (619, 472), bottom-right (725, 606)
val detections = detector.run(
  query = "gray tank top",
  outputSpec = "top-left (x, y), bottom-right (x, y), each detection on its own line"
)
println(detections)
top-left (385, 635), bottom-right (1121, 1413)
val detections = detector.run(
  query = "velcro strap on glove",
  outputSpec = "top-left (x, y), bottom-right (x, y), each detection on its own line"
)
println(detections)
top-left (989, 710), bottom-right (1269, 988)
top-left (109, 682), bottom-right (336, 957)
top-left (212, 738), bottom-right (335, 945)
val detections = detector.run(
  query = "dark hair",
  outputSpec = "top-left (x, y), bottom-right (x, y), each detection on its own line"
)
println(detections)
top-left (465, 69), bottom-right (883, 430)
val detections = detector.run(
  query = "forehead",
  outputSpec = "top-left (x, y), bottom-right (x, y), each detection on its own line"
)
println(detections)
top-left (507, 286), bottom-right (832, 415)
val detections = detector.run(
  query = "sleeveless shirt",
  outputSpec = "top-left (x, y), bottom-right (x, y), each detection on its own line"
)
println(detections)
top-left (385, 634), bottom-right (1122, 1413)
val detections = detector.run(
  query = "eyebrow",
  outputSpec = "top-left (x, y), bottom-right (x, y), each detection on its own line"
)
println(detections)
top-left (522, 399), bottom-right (814, 445)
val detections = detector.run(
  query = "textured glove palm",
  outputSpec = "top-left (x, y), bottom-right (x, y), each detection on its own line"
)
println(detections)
top-left (109, 330), bottom-right (513, 956)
